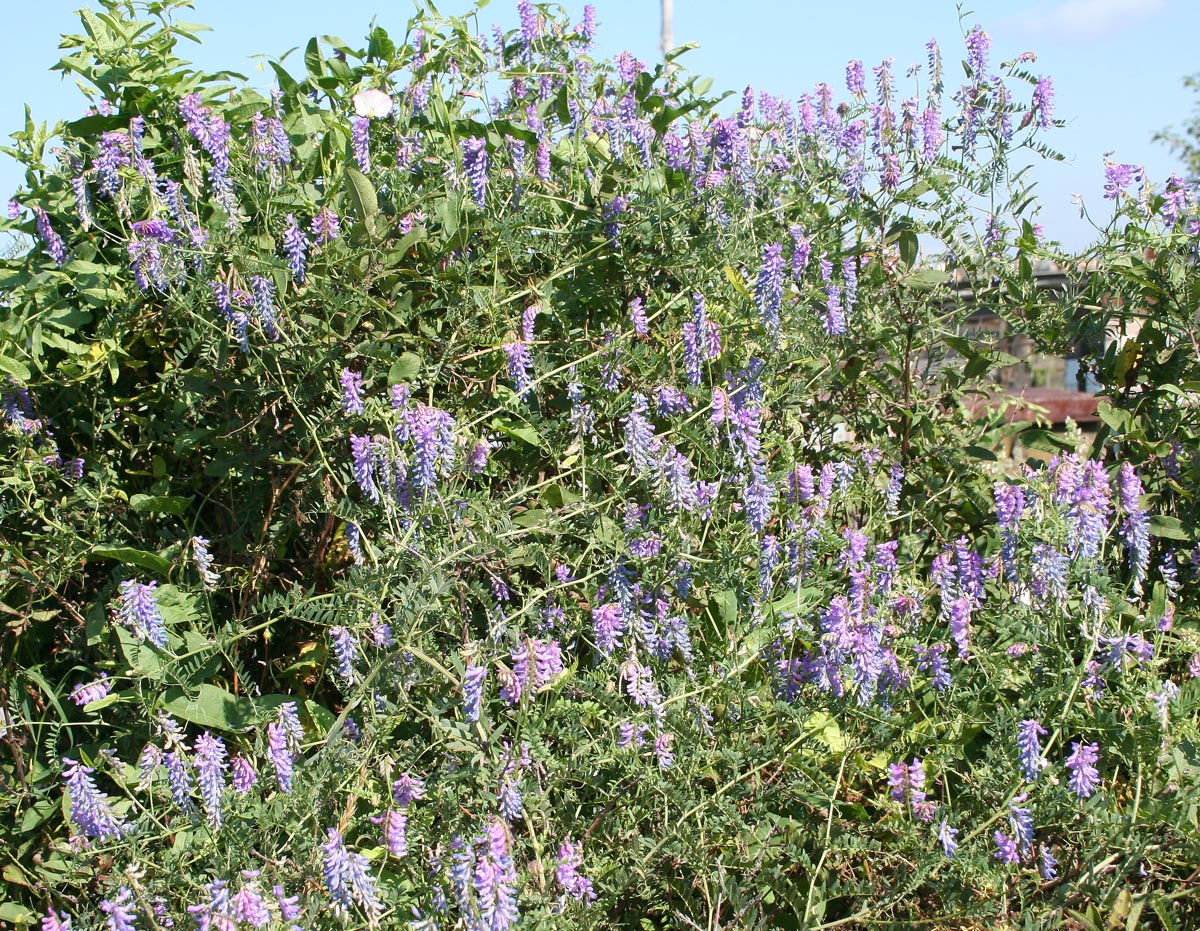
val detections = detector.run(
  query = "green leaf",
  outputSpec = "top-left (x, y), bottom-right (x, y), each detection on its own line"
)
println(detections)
top-left (898, 230), bottom-right (919, 269)
top-left (161, 684), bottom-right (258, 732)
top-left (1149, 514), bottom-right (1190, 541)
top-left (90, 545), bottom-right (172, 576)
top-left (129, 494), bottom-right (193, 517)
top-left (1018, 428), bottom-right (1075, 453)
top-left (0, 902), bottom-right (36, 926)
top-left (387, 351), bottom-right (422, 384)
top-left (344, 167), bottom-right (379, 238)
top-left (0, 354), bottom-right (31, 380)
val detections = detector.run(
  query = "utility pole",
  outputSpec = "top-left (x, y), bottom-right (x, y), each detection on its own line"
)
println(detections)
top-left (661, 0), bottom-right (674, 62)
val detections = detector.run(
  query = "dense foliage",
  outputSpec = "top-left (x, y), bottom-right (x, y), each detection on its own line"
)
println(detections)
top-left (2, 2), bottom-right (1199, 929)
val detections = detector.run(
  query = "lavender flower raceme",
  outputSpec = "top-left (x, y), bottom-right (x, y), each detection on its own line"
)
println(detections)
top-left (993, 830), bottom-right (1019, 865)
top-left (267, 702), bottom-right (301, 794)
top-left (249, 275), bottom-right (280, 341)
top-left (1009, 798), bottom-right (1034, 854)
top-left (373, 809), bottom-right (408, 858)
top-left (101, 888), bottom-right (138, 931)
top-left (628, 297), bottom-right (648, 335)
top-left (994, 482), bottom-right (1025, 581)
top-left (33, 207), bottom-right (67, 266)
top-left (350, 117), bottom-right (371, 173)
top-left (311, 207), bottom-right (341, 245)
top-left (340, 368), bottom-right (365, 416)
top-left (463, 138), bottom-right (489, 208)
top-left (114, 580), bottom-right (168, 648)
top-left (1016, 718), bottom-right (1047, 782)
top-left (1040, 846), bottom-right (1059, 880)
top-left (62, 757), bottom-right (127, 839)
top-left (330, 626), bottom-right (358, 684)
top-left (1117, 462), bottom-right (1150, 593)
top-left (231, 756), bottom-right (257, 794)
top-left (965, 25), bottom-right (990, 78)
top-left (1103, 161), bottom-right (1141, 200)
top-left (194, 731), bottom-right (227, 827)
top-left (1032, 75), bottom-right (1055, 129)
top-left (592, 602), bottom-right (625, 656)
top-left (556, 837), bottom-right (596, 902)
top-left (503, 340), bottom-right (533, 398)
top-left (70, 674), bottom-right (112, 707)
top-left (192, 536), bottom-right (220, 589)
top-left (475, 818), bottom-right (519, 931)
top-left (463, 664), bottom-right (488, 722)
top-left (755, 242), bottom-right (785, 341)
top-left (888, 758), bottom-right (932, 820)
top-left (1065, 741), bottom-right (1101, 799)
top-left (282, 214), bottom-right (307, 283)
top-left (938, 819), bottom-right (959, 858)
top-left (322, 827), bottom-right (383, 921)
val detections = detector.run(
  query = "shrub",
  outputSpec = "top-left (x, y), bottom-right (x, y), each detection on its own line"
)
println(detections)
top-left (1, 2), bottom-right (1197, 929)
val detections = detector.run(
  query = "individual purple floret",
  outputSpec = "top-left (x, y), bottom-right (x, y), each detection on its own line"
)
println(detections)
top-left (62, 757), bottom-right (127, 840)
top-left (194, 731), bottom-right (227, 827)
top-left (70, 674), bottom-right (112, 707)
top-left (42, 908), bottom-right (71, 931)
top-left (322, 827), bottom-right (383, 920)
top-left (1065, 741), bottom-right (1101, 799)
top-left (114, 580), bottom-right (169, 649)
top-left (555, 837), bottom-right (596, 902)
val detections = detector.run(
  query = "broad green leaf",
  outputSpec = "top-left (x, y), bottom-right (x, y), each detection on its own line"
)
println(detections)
top-left (0, 354), bottom-right (30, 380)
top-left (344, 166), bottom-right (379, 238)
top-left (387, 351), bottom-right (422, 384)
top-left (162, 684), bottom-right (258, 732)
top-left (130, 494), bottom-right (193, 517)
top-left (1149, 514), bottom-right (1190, 541)
top-left (90, 545), bottom-right (172, 576)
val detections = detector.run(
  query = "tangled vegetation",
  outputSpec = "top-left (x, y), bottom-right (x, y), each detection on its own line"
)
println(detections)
top-left (2, 2), bottom-right (1199, 929)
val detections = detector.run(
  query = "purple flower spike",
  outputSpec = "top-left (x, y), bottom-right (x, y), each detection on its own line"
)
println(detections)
top-left (70, 674), bottom-right (112, 707)
top-left (340, 368), bottom-right (365, 416)
top-left (351, 116), bottom-right (371, 173)
top-left (114, 580), bottom-right (168, 649)
top-left (1016, 719), bottom-right (1047, 782)
top-left (101, 888), bottom-right (137, 931)
top-left (62, 757), bottom-right (127, 840)
top-left (322, 827), bottom-right (383, 920)
top-left (755, 242), bottom-right (785, 341)
top-left (1065, 741), bottom-right (1101, 799)
top-left (463, 138), bottom-right (489, 208)
top-left (556, 837), bottom-right (596, 902)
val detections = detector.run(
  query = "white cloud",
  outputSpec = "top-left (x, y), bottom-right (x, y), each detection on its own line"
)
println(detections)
top-left (1018, 0), bottom-right (1167, 42)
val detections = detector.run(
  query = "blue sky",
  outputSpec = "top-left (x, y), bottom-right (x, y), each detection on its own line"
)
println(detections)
top-left (2, 0), bottom-right (1196, 251)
